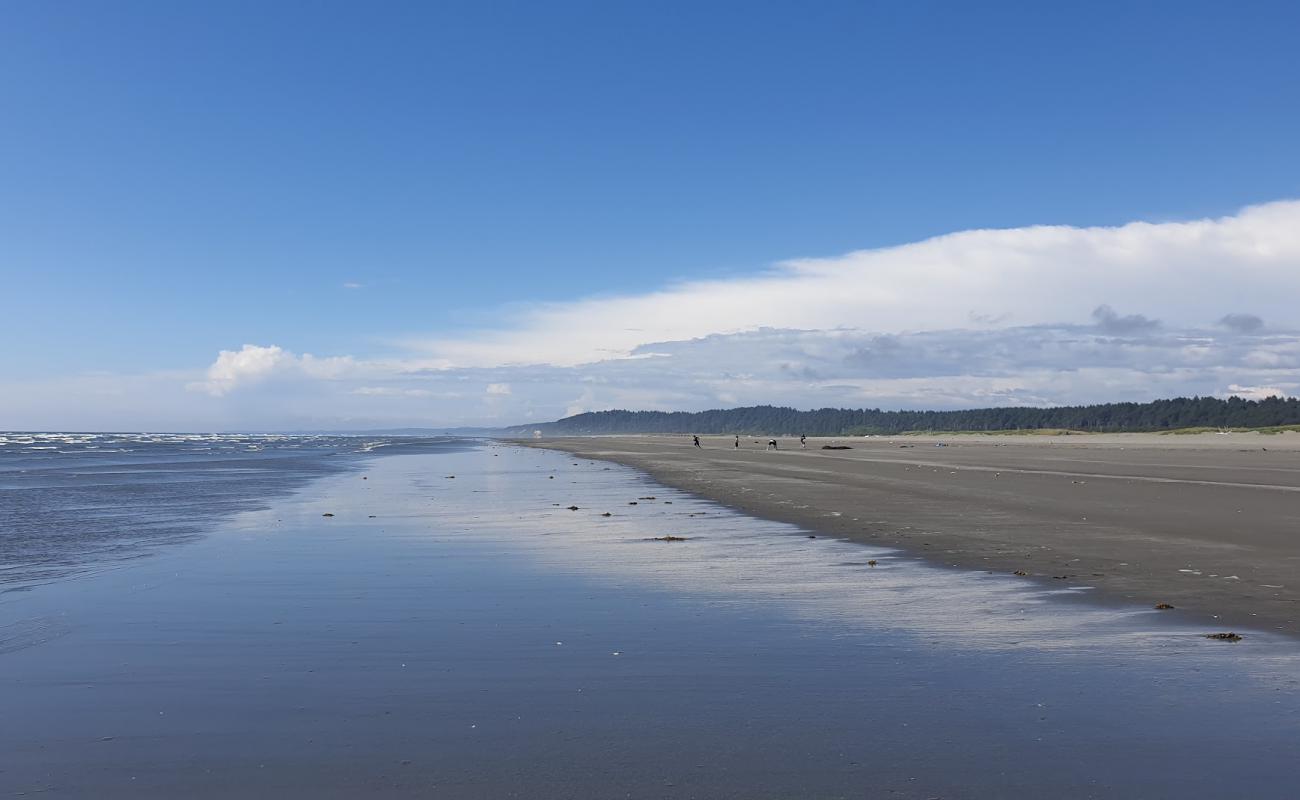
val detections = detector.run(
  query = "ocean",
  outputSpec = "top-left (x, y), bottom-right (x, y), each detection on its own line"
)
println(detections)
top-left (0, 432), bottom-right (459, 592)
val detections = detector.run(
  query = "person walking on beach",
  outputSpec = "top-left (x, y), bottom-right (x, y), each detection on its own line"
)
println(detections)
top-left (693, 435), bottom-right (701, 448)
top-left (800, 434), bottom-right (807, 449)
top-left (734, 435), bottom-right (740, 449)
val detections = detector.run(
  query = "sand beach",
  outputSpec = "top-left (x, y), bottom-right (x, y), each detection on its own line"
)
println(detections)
top-left (522, 432), bottom-right (1300, 636)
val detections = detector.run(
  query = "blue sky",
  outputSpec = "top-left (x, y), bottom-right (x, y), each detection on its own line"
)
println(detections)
top-left (2, 1), bottom-right (1299, 429)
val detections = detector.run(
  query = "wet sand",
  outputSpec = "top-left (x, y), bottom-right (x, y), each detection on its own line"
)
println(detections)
top-left (5, 444), bottom-right (1300, 797)
top-left (520, 433), bottom-right (1300, 636)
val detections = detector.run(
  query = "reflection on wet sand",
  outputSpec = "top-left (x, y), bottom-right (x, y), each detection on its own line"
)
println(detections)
top-left (432, 446), bottom-right (1299, 679)
top-left (4, 443), bottom-right (1298, 798)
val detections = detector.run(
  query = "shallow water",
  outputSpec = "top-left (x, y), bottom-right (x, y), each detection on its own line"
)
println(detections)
top-left (2, 443), bottom-right (1297, 798)
top-left (0, 432), bottom-right (461, 591)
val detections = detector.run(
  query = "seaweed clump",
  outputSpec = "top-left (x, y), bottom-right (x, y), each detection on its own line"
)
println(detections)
top-left (1204, 632), bottom-right (1243, 642)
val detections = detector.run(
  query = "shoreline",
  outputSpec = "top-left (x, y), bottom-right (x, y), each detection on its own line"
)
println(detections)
top-left (514, 432), bottom-right (1300, 637)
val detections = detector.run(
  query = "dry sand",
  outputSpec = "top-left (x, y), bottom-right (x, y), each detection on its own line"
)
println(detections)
top-left (520, 432), bottom-right (1300, 636)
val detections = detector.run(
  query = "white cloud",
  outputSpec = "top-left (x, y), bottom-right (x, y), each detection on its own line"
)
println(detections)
top-left (409, 200), bottom-right (1300, 368)
top-left (187, 344), bottom-right (356, 396)
top-left (187, 344), bottom-right (292, 396)
top-left (342, 282), bottom-right (364, 290)
top-left (7, 322), bottom-right (1298, 431)
top-left (10, 201), bottom-right (1300, 431)
top-left (171, 200), bottom-right (1300, 426)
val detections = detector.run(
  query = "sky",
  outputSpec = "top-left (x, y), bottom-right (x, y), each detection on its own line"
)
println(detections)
top-left (2, 0), bottom-right (1299, 431)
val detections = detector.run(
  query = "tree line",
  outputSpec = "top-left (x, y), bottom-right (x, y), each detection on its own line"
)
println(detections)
top-left (512, 396), bottom-right (1300, 436)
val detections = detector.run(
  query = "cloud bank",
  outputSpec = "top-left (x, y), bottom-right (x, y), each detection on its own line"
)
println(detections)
top-left (410, 200), bottom-right (1300, 368)
top-left (5, 200), bottom-right (1299, 430)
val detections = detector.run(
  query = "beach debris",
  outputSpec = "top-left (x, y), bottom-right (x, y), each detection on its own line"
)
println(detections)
top-left (1204, 632), bottom-right (1243, 642)
top-left (652, 535), bottom-right (689, 542)
top-left (362, 476), bottom-right (367, 480)
top-left (1052, 575), bottom-right (1069, 579)
top-left (638, 496), bottom-right (656, 500)
top-left (600, 512), bottom-right (612, 517)
top-left (548, 476), bottom-right (554, 479)
top-left (807, 534), bottom-right (817, 539)
top-left (821, 445), bottom-right (852, 450)
top-left (628, 501), bottom-right (638, 505)
top-left (445, 475), bottom-right (455, 479)
top-left (867, 560), bottom-right (878, 567)
top-left (1154, 603), bottom-right (1175, 610)
top-left (664, 501), bottom-right (673, 504)
top-left (566, 505), bottom-right (579, 511)
top-left (1013, 570), bottom-right (1029, 576)
top-left (321, 513), bottom-right (335, 517)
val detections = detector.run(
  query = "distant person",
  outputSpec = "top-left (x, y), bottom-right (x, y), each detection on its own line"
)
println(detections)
top-left (800, 434), bottom-right (807, 449)
top-left (693, 435), bottom-right (701, 448)
top-left (767, 439), bottom-right (778, 450)
top-left (734, 435), bottom-right (740, 449)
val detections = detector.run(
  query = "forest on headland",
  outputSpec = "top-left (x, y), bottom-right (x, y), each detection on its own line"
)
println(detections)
top-left (510, 396), bottom-right (1300, 436)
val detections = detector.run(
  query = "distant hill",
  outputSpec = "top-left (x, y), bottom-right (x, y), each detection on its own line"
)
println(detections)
top-left (504, 396), bottom-right (1300, 436)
